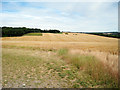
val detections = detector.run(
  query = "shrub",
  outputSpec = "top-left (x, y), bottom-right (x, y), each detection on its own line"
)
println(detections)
top-left (65, 33), bottom-right (68, 35)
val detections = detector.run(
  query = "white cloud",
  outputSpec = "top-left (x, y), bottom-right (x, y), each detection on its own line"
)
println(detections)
top-left (1, 2), bottom-right (118, 32)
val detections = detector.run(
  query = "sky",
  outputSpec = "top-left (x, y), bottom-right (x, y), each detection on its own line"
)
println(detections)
top-left (1, 1), bottom-right (118, 32)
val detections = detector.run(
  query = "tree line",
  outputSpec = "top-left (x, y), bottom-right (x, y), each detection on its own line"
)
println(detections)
top-left (0, 27), bottom-right (60, 37)
top-left (87, 32), bottom-right (120, 38)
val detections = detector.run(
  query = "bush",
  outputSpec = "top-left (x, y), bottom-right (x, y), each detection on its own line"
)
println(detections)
top-left (65, 33), bottom-right (68, 35)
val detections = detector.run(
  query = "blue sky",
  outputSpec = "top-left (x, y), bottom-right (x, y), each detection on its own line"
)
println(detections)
top-left (1, 1), bottom-right (118, 32)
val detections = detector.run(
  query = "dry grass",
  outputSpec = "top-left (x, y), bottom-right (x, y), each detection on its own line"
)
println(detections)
top-left (69, 49), bottom-right (118, 78)
top-left (57, 49), bottom-right (118, 88)
top-left (2, 33), bottom-right (119, 88)
top-left (2, 33), bottom-right (118, 73)
top-left (2, 48), bottom-right (118, 88)
top-left (2, 48), bottom-right (71, 88)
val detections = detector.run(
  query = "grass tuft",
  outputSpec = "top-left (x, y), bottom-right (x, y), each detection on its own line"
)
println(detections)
top-left (58, 49), bottom-right (68, 56)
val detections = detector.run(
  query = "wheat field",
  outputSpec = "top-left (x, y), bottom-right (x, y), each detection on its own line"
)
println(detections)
top-left (2, 33), bottom-right (119, 88)
top-left (2, 33), bottom-right (118, 54)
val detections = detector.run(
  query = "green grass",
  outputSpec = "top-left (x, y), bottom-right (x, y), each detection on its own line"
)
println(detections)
top-left (58, 49), bottom-right (68, 56)
top-left (2, 45), bottom-right (56, 52)
top-left (54, 32), bottom-right (63, 34)
top-left (24, 33), bottom-right (43, 36)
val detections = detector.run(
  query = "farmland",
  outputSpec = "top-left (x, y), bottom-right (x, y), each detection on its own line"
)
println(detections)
top-left (2, 33), bottom-right (119, 88)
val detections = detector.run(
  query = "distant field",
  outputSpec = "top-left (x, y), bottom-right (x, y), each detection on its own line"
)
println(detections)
top-left (24, 33), bottom-right (43, 36)
top-left (2, 33), bottom-right (119, 88)
top-left (2, 33), bottom-right (118, 54)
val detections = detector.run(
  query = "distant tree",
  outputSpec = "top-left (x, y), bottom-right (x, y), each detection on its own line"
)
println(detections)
top-left (2, 26), bottom-right (61, 37)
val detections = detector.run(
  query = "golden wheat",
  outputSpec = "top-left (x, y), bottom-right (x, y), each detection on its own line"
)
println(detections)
top-left (2, 33), bottom-right (118, 54)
